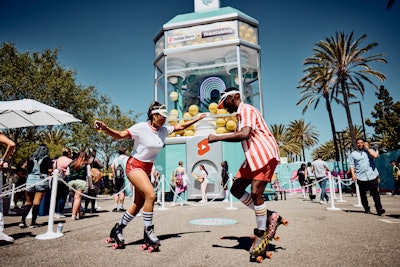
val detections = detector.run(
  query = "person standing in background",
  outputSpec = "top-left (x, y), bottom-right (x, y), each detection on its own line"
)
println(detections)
top-left (221, 161), bottom-right (229, 202)
top-left (53, 147), bottom-right (73, 218)
top-left (296, 163), bottom-right (307, 199)
top-left (85, 148), bottom-right (103, 213)
top-left (390, 160), bottom-right (399, 196)
top-left (19, 144), bottom-right (53, 228)
top-left (306, 162), bottom-right (316, 201)
top-left (171, 161), bottom-right (188, 206)
top-left (312, 154), bottom-right (330, 205)
top-left (0, 130), bottom-right (16, 242)
top-left (111, 147), bottom-right (129, 212)
top-left (349, 138), bottom-right (385, 215)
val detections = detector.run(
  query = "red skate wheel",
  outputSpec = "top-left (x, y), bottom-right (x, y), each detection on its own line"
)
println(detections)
top-left (282, 219), bottom-right (288, 226)
top-left (148, 246), bottom-right (155, 253)
top-left (256, 256), bottom-right (264, 263)
top-left (274, 235), bottom-right (280, 241)
top-left (112, 243), bottom-right (119, 250)
top-left (141, 244), bottom-right (147, 251)
top-left (105, 237), bottom-right (112, 244)
top-left (266, 252), bottom-right (273, 258)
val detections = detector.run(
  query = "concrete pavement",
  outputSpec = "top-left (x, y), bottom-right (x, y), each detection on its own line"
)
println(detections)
top-left (1, 193), bottom-right (400, 267)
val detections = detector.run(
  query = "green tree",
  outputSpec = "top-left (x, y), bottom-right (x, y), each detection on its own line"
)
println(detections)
top-left (365, 85), bottom-right (400, 151)
top-left (90, 103), bottom-right (138, 170)
top-left (0, 42), bottom-right (105, 160)
top-left (304, 31), bottom-right (386, 148)
top-left (287, 119), bottom-right (319, 161)
top-left (270, 124), bottom-right (302, 161)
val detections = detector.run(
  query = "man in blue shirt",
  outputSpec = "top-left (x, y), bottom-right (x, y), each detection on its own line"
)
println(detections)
top-left (349, 138), bottom-right (385, 215)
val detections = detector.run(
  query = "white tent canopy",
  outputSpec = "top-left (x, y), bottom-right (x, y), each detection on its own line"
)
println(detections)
top-left (0, 99), bottom-right (81, 129)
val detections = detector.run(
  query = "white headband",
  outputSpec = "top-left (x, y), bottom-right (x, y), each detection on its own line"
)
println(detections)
top-left (151, 108), bottom-right (168, 117)
top-left (218, 90), bottom-right (241, 108)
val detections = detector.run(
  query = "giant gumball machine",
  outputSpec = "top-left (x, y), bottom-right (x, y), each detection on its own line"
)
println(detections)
top-left (153, 0), bottom-right (263, 200)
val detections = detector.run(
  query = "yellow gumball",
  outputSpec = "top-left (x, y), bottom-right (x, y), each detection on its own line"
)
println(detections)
top-left (226, 120), bottom-right (237, 131)
top-left (216, 127), bottom-right (227, 134)
top-left (208, 102), bottom-right (218, 114)
top-left (216, 118), bottom-right (226, 127)
top-left (183, 112), bottom-right (192, 120)
top-left (188, 105), bottom-right (199, 116)
top-left (168, 132), bottom-right (176, 137)
top-left (217, 108), bottom-right (228, 115)
top-left (184, 129), bottom-right (194, 136)
top-left (168, 119), bottom-right (178, 126)
top-left (170, 109), bottom-right (179, 117)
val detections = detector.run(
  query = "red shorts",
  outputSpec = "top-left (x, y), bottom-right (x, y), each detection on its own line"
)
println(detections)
top-left (235, 158), bottom-right (278, 182)
top-left (126, 157), bottom-right (153, 176)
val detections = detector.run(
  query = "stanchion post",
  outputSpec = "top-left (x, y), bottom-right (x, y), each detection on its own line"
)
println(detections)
top-left (157, 175), bottom-right (169, 211)
top-left (326, 173), bottom-right (340, 211)
top-left (336, 176), bottom-right (346, 202)
top-left (226, 174), bottom-right (237, 210)
top-left (354, 183), bottom-right (363, 207)
top-left (332, 176), bottom-right (338, 199)
top-left (36, 170), bottom-right (63, 240)
top-left (9, 183), bottom-right (15, 209)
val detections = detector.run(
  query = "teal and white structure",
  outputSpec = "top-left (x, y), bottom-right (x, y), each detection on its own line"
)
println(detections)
top-left (153, 0), bottom-right (263, 200)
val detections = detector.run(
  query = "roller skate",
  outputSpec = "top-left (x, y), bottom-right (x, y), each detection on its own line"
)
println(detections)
top-left (141, 225), bottom-right (160, 252)
top-left (249, 228), bottom-right (271, 263)
top-left (105, 223), bottom-right (125, 249)
top-left (266, 210), bottom-right (288, 241)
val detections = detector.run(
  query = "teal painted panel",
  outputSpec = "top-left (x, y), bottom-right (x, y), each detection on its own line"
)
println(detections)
top-left (155, 143), bottom-right (187, 192)
top-left (222, 142), bottom-right (245, 178)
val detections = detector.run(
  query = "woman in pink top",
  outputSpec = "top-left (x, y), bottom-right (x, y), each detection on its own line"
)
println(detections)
top-left (53, 147), bottom-right (73, 218)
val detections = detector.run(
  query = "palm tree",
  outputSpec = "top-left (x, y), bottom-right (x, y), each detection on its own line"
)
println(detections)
top-left (287, 119), bottom-right (319, 161)
top-left (305, 31), bottom-right (386, 148)
top-left (298, 64), bottom-right (341, 162)
top-left (311, 140), bottom-right (335, 161)
top-left (270, 124), bottom-right (302, 161)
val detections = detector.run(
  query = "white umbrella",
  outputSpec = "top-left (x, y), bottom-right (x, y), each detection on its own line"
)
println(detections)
top-left (0, 99), bottom-right (81, 129)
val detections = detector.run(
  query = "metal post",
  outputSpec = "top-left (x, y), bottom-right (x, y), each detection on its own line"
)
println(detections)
top-left (157, 175), bottom-right (169, 210)
top-left (36, 170), bottom-right (64, 240)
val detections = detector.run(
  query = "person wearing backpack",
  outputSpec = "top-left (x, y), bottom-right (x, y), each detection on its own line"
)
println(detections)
top-left (111, 147), bottom-right (129, 212)
top-left (19, 144), bottom-right (53, 228)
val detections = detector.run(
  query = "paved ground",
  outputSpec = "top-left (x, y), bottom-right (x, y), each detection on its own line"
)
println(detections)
top-left (1, 192), bottom-right (400, 267)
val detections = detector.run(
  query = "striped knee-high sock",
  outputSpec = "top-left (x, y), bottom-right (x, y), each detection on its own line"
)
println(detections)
top-left (119, 210), bottom-right (135, 229)
top-left (254, 203), bottom-right (267, 231)
top-left (239, 192), bottom-right (254, 210)
top-left (142, 211), bottom-right (154, 228)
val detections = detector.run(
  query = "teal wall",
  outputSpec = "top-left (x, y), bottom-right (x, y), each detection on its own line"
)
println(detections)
top-left (221, 142), bottom-right (245, 178)
top-left (155, 143), bottom-right (186, 192)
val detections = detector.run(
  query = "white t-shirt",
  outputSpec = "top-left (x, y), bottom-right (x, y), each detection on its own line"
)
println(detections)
top-left (200, 170), bottom-right (208, 183)
top-left (127, 122), bottom-right (174, 162)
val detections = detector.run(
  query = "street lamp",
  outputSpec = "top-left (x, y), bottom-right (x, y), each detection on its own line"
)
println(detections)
top-left (349, 101), bottom-right (367, 140)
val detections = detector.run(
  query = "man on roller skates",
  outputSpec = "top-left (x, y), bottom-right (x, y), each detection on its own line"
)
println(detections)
top-left (208, 88), bottom-right (282, 263)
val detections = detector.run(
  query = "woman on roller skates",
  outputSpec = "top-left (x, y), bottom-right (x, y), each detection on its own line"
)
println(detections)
top-left (95, 101), bottom-right (205, 251)
top-left (208, 88), bottom-right (282, 262)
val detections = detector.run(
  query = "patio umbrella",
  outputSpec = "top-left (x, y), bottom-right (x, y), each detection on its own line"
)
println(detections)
top-left (0, 99), bottom-right (81, 129)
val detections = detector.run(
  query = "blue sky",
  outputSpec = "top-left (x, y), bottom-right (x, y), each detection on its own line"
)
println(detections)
top-left (1, 0), bottom-right (399, 161)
